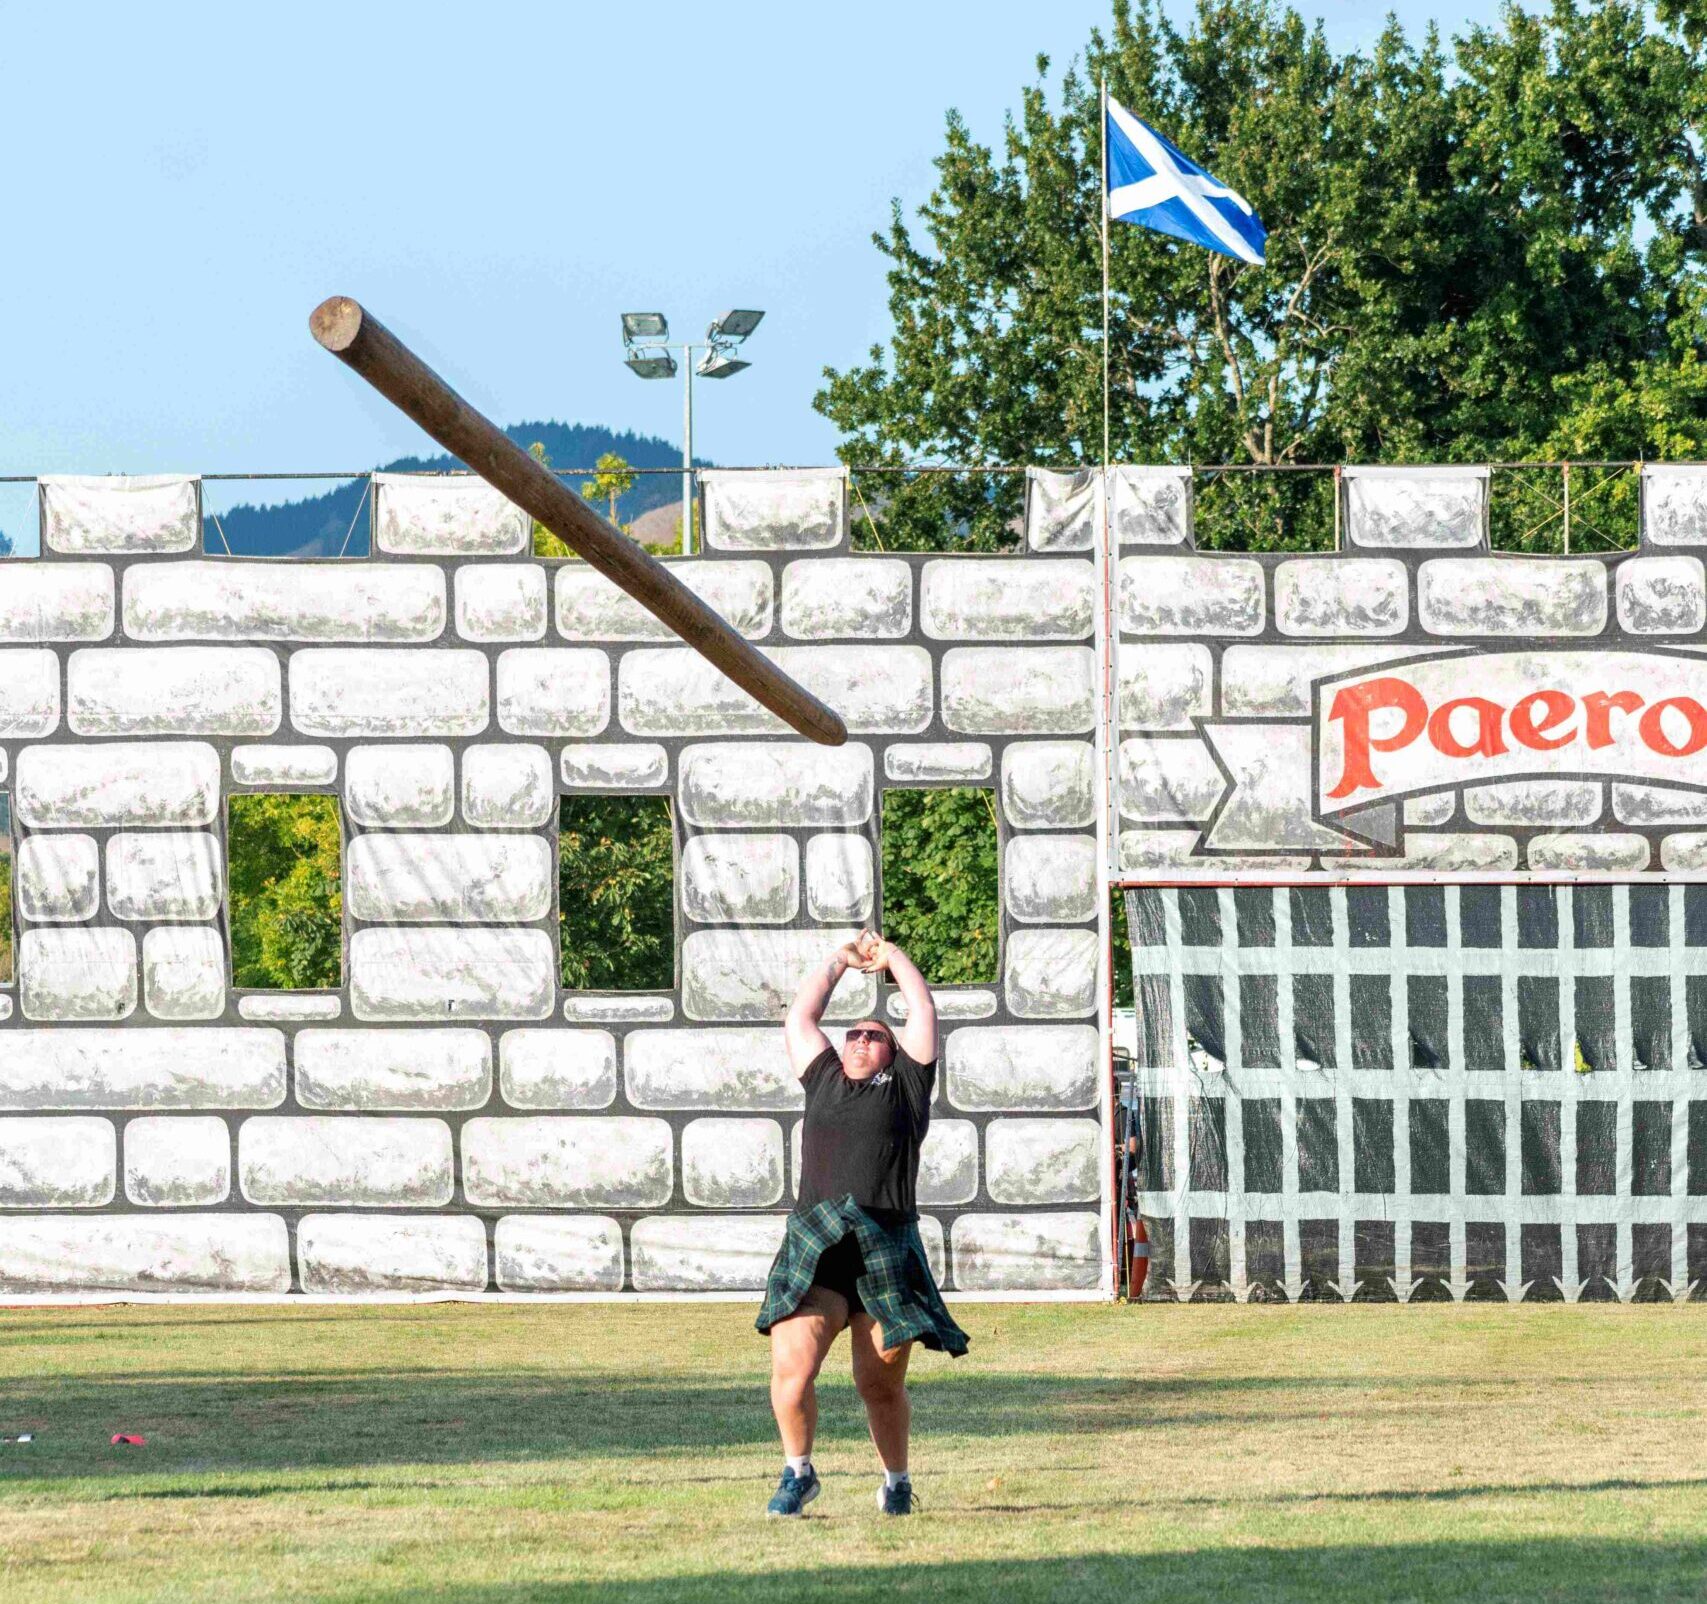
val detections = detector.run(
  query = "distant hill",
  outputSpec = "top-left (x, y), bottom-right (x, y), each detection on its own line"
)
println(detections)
top-left (202, 422), bottom-right (707, 558)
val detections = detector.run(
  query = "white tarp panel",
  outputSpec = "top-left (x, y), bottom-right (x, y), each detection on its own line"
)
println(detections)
top-left (372, 474), bottom-right (529, 557)
top-left (1107, 466), bottom-right (1192, 547)
top-left (1641, 464), bottom-right (1707, 547)
top-left (700, 468), bottom-right (846, 552)
top-left (1342, 465), bottom-right (1489, 550)
top-left (1025, 469), bottom-right (1098, 552)
top-left (40, 475), bottom-right (199, 556)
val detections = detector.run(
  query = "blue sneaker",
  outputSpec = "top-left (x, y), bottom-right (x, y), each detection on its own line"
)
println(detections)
top-left (877, 1477), bottom-right (916, 1516)
top-left (766, 1465), bottom-right (820, 1517)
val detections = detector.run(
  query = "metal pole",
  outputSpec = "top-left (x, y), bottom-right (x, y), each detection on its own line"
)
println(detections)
top-left (682, 344), bottom-right (695, 555)
top-left (1563, 461), bottom-right (1571, 554)
top-left (1101, 76), bottom-right (1111, 469)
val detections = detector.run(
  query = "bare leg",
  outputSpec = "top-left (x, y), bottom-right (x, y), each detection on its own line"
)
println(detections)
top-left (849, 1313), bottom-right (914, 1473)
top-left (769, 1286), bottom-right (848, 1459)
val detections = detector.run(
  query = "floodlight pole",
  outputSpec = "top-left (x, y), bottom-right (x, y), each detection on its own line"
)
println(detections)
top-left (681, 346), bottom-right (695, 555)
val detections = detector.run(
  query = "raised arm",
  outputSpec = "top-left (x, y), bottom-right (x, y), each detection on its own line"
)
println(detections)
top-left (783, 939), bottom-right (864, 1076)
top-left (868, 936), bottom-right (937, 1063)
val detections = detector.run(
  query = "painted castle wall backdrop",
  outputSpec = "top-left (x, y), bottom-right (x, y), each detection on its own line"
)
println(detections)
top-left (0, 469), bottom-right (1107, 1299)
top-left (1115, 462), bottom-right (1707, 1301)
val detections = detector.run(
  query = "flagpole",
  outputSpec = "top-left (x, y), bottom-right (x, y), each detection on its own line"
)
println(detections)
top-left (1100, 74), bottom-right (1110, 469)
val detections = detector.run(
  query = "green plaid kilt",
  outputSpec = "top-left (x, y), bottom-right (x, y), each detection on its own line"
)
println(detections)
top-left (755, 1196), bottom-right (970, 1356)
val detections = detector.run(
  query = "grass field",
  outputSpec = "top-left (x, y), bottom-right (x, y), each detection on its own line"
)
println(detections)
top-left (2, 1303), bottom-right (1705, 1602)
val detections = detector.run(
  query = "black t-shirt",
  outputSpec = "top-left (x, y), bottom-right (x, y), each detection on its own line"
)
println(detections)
top-left (794, 1042), bottom-right (935, 1227)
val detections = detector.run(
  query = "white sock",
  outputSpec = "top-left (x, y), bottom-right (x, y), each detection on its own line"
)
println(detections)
top-left (884, 1469), bottom-right (908, 1488)
top-left (786, 1454), bottom-right (812, 1477)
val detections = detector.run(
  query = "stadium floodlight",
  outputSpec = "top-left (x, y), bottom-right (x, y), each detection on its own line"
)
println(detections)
top-left (708, 309), bottom-right (765, 342)
top-left (622, 312), bottom-right (670, 342)
top-left (625, 352), bottom-right (678, 380)
top-left (696, 350), bottom-right (751, 380)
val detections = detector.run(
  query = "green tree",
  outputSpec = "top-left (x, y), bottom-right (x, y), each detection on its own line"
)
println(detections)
top-left (581, 451), bottom-right (638, 525)
top-left (528, 441), bottom-right (574, 557)
top-left (559, 796), bottom-right (675, 990)
top-left (227, 795), bottom-right (342, 989)
top-left (880, 789), bottom-right (1000, 983)
top-left (818, 0), bottom-right (1707, 551)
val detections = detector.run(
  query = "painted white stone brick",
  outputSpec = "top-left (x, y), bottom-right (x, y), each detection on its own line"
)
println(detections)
top-left (240, 1116), bottom-right (454, 1206)
top-left (372, 475), bottom-right (528, 556)
top-left (682, 1117), bottom-right (785, 1208)
top-left (1615, 555), bottom-right (1706, 635)
top-left (495, 1216), bottom-right (625, 1292)
top-left (1120, 556), bottom-right (1263, 636)
top-left (462, 1116), bottom-right (672, 1208)
top-left (555, 561), bottom-right (772, 640)
top-left (1527, 833), bottom-right (1650, 872)
top-left (1404, 792), bottom-right (1458, 826)
top-left (681, 834), bottom-right (799, 925)
top-left (21, 928), bottom-right (137, 1021)
top-left (679, 742), bottom-right (873, 828)
top-left (297, 1214), bottom-right (488, 1293)
top-left (0, 1215), bottom-right (289, 1294)
top-left (0, 1117), bottom-right (115, 1207)
top-left (1274, 558), bottom-right (1408, 637)
top-left (462, 743), bottom-right (554, 828)
top-left (620, 646), bottom-right (932, 737)
top-left (1343, 467), bottom-right (1486, 550)
top-left (1119, 737), bottom-right (1225, 823)
top-left (500, 1029), bottom-right (618, 1110)
top-left (1120, 643), bottom-right (1211, 731)
top-left (1612, 784), bottom-right (1707, 826)
top-left (15, 742), bottom-right (219, 828)
top-left (941, 646), bottom-right (1095, 734)
top-left (683, 929), bottom-right (875, 1022)
top-left (921, 559), bottom-right (1094, 640)
top-left (347, 833), bottom-right (552, 923)
top-left (0, 563), bottom-right (113, 641)
top-left (351, 928), bottom-right (556, 1022)
top-left (1004, 835), bottom-right (1097, 924)
top-left (15, 835), bottom-right (99, 922)
top-left (239, 996), bottom-right (340, 1022)
top-left (945, 1025), bottom-right (1099, 1111)
top-left (917, 1119), bottom-right (978, 1206)
top-left (291, 649), bottom-right (490, 737)
top-left (1461, 782), bottom-right (1601, 827)
top-left (0, 649), bottom-right (60, 736)
top-left (69, 647), bottom-right (279, 736)
top-left (40, 474), bottom-right (198, 555)
top-left (889, 989), bottom-right (997, 1022)
top-left (701, 468), bottom-right (844, 552)
top-left (562, 743), bottom-right (669, 789)
top-left (1660, 833), bottom-right (1707, 871)
top-left (0, 1028), bottom-right (283, 1111)
top-left (142, 927), bottom-right (226, 1021)
top-left (630, 1214), bottom-right (788, 1290)
top-left (296, 1029), bottom-right (492, 1111)
top-left (123, 1116), bottom-right (231, 1206)
top-left (1001, 741), bottom-right (1095, 829)
top-left (625, 1029), bottom-right (805, 1111)
top-left (1004, 929), bottom-right (1098, 1019)
top-left (496, 648), bottom-right (612, 736)
top-left (1219, 645), bottom-right (1446, 717)
top-left (1109, 465), bottom-right (1192, 546)
top-left (231, 745), bottom-right (338, 787)
top-left (950, 1212), bottom-right (1101, 1291)
top-left (1417, 558), bottom-right (1607, 637)
top-left (125, 561), bottom-right (445, 642)
top-left (106, 832), bottom-right (223, 921)
top-left (563, 996), bottom-right (673, 1024)
top-left (805, 834), bottom-right (874, 922)
top-left (780, 558), bottom-right (910, 639)
top-left (345, 744), bottom-right (454, 828)
top-left (884, 743), bottom-right (992, 783)
top-left (985, 1118), bottom-right (1100, 1205)
top-left (455, 564), bottom-right (548, 642)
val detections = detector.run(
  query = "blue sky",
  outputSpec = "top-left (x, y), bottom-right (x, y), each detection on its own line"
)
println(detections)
top-left (0, 1), bottom-right (1506, 484)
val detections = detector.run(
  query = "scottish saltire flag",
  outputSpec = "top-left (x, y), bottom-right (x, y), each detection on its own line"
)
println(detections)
top-left (1105, 95), bottom-right (1265, 265)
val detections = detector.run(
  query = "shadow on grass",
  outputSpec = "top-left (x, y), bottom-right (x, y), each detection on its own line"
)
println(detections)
top-left (325, 1542), bottom-right (1707, 1604)
top-left (0, 1370), bottom-right (1168, 1479)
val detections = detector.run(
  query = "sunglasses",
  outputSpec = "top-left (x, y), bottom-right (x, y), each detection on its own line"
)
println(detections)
top-left (844, 1029), bottom-right (893, 1047)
